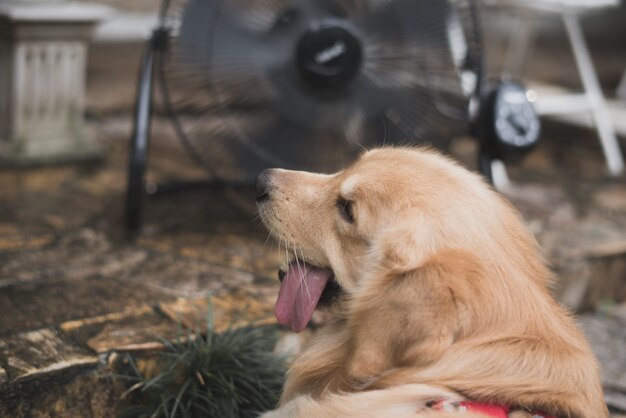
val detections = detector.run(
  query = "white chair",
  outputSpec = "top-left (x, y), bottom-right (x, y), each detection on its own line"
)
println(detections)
top-left (482, 0), bottom-right (625, 176)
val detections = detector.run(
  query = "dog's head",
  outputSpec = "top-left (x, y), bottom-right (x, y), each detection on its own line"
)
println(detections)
top-left (257, 147), bottom-right (547, 334)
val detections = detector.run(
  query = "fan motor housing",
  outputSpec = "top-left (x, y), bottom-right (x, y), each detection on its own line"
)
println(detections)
top-left (295, 19), bottom-right (363, 96)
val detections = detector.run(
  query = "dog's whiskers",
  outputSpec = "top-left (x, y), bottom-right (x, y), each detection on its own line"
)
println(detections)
top-left (263, 224), bottom-right (275, 247)
top-left (283, 238), bottom-right (290, 272)
top-left (297, 245), bottom-right (312, 300)
top-left (291, 243), bottom-right (312, 301)
top-left (292, 242), bottom-right (301, 274)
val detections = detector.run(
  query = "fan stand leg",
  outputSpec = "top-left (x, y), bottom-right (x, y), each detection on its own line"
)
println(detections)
top-left (126, 35), bottom-right (158, 233)
top-left (478, 151), bottom-right (512, 190)
top-left (478, 150), bottom-right (494, 185)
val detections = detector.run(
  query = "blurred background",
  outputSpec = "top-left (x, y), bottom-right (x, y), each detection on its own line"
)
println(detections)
top-left (0, 0), bottom-right (625, 416)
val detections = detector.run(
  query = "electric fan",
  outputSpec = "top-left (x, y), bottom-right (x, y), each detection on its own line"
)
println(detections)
top-left (127, 0), bottom-right (539, 231)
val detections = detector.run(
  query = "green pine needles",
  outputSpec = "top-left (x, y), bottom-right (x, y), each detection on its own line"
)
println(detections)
top-left (117, 301), bottom-right (286, 418)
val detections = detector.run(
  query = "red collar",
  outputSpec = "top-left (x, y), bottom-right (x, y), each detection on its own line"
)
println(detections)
top-left (432, 399), bottom-right (556, 418)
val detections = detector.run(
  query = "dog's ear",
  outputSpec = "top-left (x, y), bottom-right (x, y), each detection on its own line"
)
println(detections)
top-left (374, 219), bottom-right (434, 273)
top-left (346, 247), bottom-right (482, 385)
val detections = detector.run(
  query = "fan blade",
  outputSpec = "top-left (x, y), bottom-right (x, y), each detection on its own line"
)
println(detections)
top-left (349, 68), bottom-right (468, 148)
top-left (223, 0), bottom-right (296, 32)
top-left (217, 116), bottom-right (361, 177)
top-left (176, 0), bottom-right (292, 96)
top-left (323, 0), bottom-right (393, 17)
top-left (176, 0), bottom-right (346, 112)
top-left (347, 0), bottom-right (467, 104)
top-left (330, 0), bottom-right (451, 40)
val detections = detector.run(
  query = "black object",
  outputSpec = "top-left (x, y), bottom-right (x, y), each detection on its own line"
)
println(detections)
top-left (160, 0), bottom-right (482, 176)
top-left (295, 19), bottom-right (363, 94)
top-left (475, 80), bottom-right (540, 182)
top-left (126, 0), bottom-right (536, 232)
top-left (126, 29), bottom-right (168, 232)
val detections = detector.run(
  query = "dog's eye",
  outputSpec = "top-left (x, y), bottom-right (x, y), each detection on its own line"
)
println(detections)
top-left (336, 197), bottom-right (355, 223)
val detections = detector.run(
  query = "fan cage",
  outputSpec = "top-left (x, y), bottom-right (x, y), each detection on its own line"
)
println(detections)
top-left (155, 0), bottom-right (485, 181)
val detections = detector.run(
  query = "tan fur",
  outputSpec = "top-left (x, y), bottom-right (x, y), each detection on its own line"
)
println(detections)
top-left (258, 147), bottom-right (607, 418)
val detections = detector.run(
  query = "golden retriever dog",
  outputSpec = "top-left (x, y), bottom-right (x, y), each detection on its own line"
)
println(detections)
top-left (256, 147), bottom-right (607, 418)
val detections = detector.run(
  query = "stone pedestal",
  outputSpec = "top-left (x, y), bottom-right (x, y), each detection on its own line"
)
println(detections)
top-left (0, 1), bottom-right (111, 164)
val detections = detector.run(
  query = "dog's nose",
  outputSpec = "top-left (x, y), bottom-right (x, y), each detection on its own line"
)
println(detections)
top-left (256, 169), bottom-right (272, 203)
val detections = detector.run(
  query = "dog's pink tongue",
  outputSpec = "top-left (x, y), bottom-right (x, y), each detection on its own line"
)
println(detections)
top-left (275, 261), bottom-right (332, 333)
